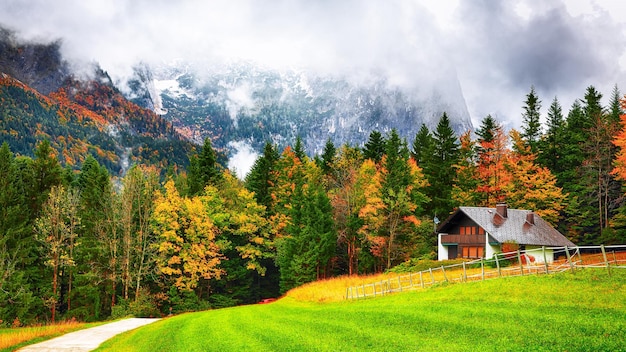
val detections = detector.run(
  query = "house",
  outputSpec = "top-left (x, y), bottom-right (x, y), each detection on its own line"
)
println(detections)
top-left (436, 203), bottom-right (574, 263)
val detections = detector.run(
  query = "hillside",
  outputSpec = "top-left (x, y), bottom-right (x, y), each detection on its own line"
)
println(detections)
top-left (129, 62), bottom-right (474, 158)
top-left (96, 269), bottom-right (626, 351)
top-left (0, 27), bottom-right (197, 174)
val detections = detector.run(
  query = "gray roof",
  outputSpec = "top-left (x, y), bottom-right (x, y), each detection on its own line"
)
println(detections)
top-left (439, 206), bottom-right (575, 247)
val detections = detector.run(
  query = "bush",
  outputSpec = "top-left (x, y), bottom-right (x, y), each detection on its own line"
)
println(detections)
top-left (110, 289), bottom-right (161, 319)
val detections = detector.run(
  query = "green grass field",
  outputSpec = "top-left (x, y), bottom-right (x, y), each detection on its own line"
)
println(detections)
top-left (97, 268), bottom-right (626, 351)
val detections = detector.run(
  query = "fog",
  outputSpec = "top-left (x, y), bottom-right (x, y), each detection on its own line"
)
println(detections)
top-left (1, 0), bottom-right (625, 129)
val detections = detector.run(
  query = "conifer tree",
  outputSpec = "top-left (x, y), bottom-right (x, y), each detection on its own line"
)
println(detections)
top-left (537, 97), bottom-right (566, 174)
top-left (411, 124), bottom-right (434, 165)
top-left (521, 86), bottom-right (542, 153)
top-left (293, 136), bottom-right (306, 161)
top-left (425, 113), bottom-right (460, 216)
top-left (319, 138), bottom-right (337, 176)
top-left (363, 130), bottom-right (385, 163)
top-left (245, 142), bottom-right (279, 210)
top-left (188, 137), bottom-right (222, 195)
top-left (0, 143), bottom-right (35, 323)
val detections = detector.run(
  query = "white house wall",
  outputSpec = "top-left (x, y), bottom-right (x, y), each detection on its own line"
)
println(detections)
top-left (438, 233), bottom-right (448, 261)
top-left (485, 235), bottom-right (499, 260)
top-left (524, 246), bottom-right (554, 264)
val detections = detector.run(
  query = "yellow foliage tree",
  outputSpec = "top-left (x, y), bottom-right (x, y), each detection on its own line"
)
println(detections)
top-left (503, 130), bottom-right (567, 224)
top-left (152, 180), bottom-right (222, 291)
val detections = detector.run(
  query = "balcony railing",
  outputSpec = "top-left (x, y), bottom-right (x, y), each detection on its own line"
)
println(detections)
top-left (440, 234), bottom-right (485, 245)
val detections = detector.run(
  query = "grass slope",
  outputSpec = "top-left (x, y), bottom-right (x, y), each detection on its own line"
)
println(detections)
top-left (97, 269), bottom-right (626, 351)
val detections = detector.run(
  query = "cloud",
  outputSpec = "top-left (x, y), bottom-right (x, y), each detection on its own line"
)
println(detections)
top-left (451, 0), bottom-right (626, 126)
top-left (1, 0), bottom-right (625, 129)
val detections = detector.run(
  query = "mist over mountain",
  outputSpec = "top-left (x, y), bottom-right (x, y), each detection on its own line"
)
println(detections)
top-left (125, 61), bottom-right (473, 175)
top-left (0, 29), bottom-right (194, 175)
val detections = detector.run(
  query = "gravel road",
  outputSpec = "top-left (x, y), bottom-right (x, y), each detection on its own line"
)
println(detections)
top-left (17, 318), bottom-right (161, 352)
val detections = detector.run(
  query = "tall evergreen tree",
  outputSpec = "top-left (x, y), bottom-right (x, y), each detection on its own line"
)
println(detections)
top-left (293, 136), bottom-right (306, 161)
top-left (425, 113), bottom-right (460, 216)
top-left (188, 138), bottom-right (222, 196)
top-left (521, 86), bottom-right (542, 153)
top-left (537, 97), bottom-right (566, 174)
top-left (318, 138), bottom-right (337, 176)
top-left (411, 124), bottom-right (434, 165)
top-left (245, 142), bottom-right (279, 210)
top-left (31, 140), bottom-right (62, 217)
top-left (363, 130), bottom-right (385, 163)
top-left (0, 143), bottom-right (36, 323)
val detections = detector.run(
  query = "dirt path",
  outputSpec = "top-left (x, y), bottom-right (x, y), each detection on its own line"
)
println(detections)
top-left (17, 318), bottom-right (161, 352)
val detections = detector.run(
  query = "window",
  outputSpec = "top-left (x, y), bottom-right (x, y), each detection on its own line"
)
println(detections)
top-left (462, 246), bottom-right (484, 258)
top-left (460, 226), bottom-right (481, 235)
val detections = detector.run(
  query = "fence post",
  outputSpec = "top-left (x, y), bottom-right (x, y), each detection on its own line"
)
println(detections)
top-left (398, 276), bottom-right (403, 292)
top-left (441, 265), bottom-right (448, 282)
top-left (362, 284), bottom-right (366, 298)
top-left (517, 250), bottom-right (524, 276)
top-left (564, 246), bottom-right (575, 273)
top-left (542, 246), bottom-right (549, 274)
top-left (495, 253), bottom-right (501, 277)
top-left (601, 244), bottom-right (611, 276)
top-left (577, 247), bottom-right (583, 264)
top-left (346, 287), bottom-right (350, 300)
top-left (481, 259), bottom-right (485, 281)
top-left (462, 261), bottom-right (467, 282)
top-left (420, 271), bottom-right (425, 288)
top-left (429, 268), bottom-right (435, 285)
top-left (613, 251), bottom-right (617, 264)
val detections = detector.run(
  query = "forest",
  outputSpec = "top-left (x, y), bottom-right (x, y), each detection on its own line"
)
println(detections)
top-left (1, 84), bottom-right (625, 326)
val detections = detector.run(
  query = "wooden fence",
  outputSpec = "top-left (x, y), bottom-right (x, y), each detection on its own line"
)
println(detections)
top-left (345, 245), bottom-right (626, 300)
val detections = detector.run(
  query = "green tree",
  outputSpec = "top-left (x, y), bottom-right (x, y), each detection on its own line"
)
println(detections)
top-left (0, 143), bottom-right (36, 323)
top-left (35, 185), bottom-right (80, 322)
top-left (318, 138), bottom-right (337, 176)
top-left (411, 124), bottom-right (434, 165)
top-left (188, 138), bottom-right (222, 196)
top-left (361, 129), bottom-right (429, 270)
top-left (537, 97), bottom-right (566, 174)
top-left (424, 113), bottom-right (459, 216)
top-left (521, 86), bottom-right (542, 153)
top-left (245, 142), bottom-right (279, 210)
top-left (363, 130), bottom-right (385, 163)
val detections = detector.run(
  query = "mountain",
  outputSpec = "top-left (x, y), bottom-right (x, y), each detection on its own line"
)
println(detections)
top-left (127, 61), bottom-right (474, 160)
top-left (0, 30), bottom-right (194, 175)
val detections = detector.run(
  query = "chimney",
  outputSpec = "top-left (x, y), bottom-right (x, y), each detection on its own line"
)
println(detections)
top-left (496, 203), bottom-right (508, 218)
top-left (526, 212), bottom-right (535, 225)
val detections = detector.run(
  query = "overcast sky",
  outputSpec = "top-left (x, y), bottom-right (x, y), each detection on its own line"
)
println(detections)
top-left (1, 0), bottom-right (625, 129)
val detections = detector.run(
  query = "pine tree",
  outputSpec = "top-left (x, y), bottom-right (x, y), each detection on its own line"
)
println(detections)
top-left (319, 138), bottom-right (336, 176)
top-left (363, 130), bottom-right (385, 163)
top-left (521, 86), bottom-right (542, 153)
top-left (188, 137), bottom-right (222, 196)
top-left (31, 140), bottom-right (62, 217)
top-left (0, 143), bottom-right (36, 323)
top-left (424, 113), bottom-right (459, 216)
top-left (411, 124), bottom-right (434, 165)
top-left (537, 97), bottom-right (566, 174)
top-left (293, 136), bottom-right (306, 161)
top-left (245, 142), bottom-right (279, 210)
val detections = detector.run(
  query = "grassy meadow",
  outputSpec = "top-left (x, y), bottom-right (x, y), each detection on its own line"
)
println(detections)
top-left (97, 268), bottom-right (626, 351)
